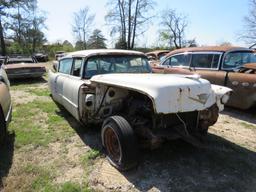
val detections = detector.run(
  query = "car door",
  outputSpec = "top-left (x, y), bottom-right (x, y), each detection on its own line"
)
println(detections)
top-left (49, 58), bottom-right (73, 105)
top-left (62, 57), bottom-right (85, 121)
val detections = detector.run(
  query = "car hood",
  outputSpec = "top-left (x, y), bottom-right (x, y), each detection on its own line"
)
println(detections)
top-left (4, 63), bottom-right (45, 69)
top-left (90, 73), bottom-right (220, 114)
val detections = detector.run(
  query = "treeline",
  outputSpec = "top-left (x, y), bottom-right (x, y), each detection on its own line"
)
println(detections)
top-left (0, 0), bottom-right (46, 55)
top-left (1, 0), bottom-right (255, 56)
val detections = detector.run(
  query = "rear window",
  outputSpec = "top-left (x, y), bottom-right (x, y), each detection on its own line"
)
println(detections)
top-left (191, 54), bottom-right (220, 69)
top-left (7, 59), bottom-right (34, 64)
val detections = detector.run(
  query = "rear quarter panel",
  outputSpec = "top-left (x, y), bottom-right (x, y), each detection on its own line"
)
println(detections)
top-left (0, 82), bottom-right (11, 121)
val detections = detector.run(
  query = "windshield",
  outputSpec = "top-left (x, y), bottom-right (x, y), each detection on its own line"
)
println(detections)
top-left (84, 55), bottom-right (151, 78)
top-left (6, 59), bottom-right (34, 64)
top-left (223, 51), bottom-right (256, 69)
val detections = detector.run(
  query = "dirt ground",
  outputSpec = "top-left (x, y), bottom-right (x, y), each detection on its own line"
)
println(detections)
top-left (0, 64), bottom-right (256, 192)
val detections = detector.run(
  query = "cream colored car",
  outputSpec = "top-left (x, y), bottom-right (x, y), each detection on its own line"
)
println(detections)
top-left (49, 49), bottom-right (231, 170)
top-left (0, 65), bottom-right (12, 144)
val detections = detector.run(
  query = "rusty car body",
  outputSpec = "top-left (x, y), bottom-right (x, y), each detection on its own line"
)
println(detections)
top-left (4, 56), bottom-right (46, 79)
top-left (0, 65), bottom-right (12, 144)
top-left (49, 49), bottom-right (231, 170)
top-left (146, 50), bottom-right (170, 67)
top-left (154, 46), bottom-right (256, 110)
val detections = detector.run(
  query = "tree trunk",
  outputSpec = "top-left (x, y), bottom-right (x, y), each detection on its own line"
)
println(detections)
top-left (120, 0), bottom-right (126, 47)
top-left (0, 18), bottom-right (6, 56)
top-left (127, 0), bottom-right (131, 49)
top-left (131, 0), bottom-right (139, 49)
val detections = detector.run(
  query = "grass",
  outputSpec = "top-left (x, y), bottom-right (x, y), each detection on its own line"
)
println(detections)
top-left (2, 76), bottom-right (96, 192)
top-left (81, 149), bottom-right (100, 168)
top-left (240, 122), bottom-right (256, 129)
top-left (26, 88), bottom-right (50, 96)
top-left (3, 71), bottom-right (256, 192)
top-left (9, 98), bottom-right (76, 148)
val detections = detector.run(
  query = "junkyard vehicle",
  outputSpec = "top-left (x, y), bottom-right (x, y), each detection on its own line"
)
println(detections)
top-left (55, 51), bottom-right (66, 60)
top-left (4, 56), bottom-right (46, 79)
top-left (49, 49), bottom-right (231, 170)
top-left (154, 46), bottom-right (256, 109)
top-left (0, 66), bottom-right (12, 144)
top-left (146, 50), bottom-right (170, 67)
top-left (33, 53), bottom-right (49, 62)
top-left (0, 56), bottom-right (7, 65)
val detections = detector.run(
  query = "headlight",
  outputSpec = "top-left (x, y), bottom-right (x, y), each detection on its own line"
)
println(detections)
top-left (221, 94), bottom-right (230, 104)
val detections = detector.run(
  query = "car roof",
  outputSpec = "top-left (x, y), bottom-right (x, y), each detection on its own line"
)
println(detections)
top-left (64, 49), bottom-right (146, 58)
top-left (166, 46), bottom-right (253, 57)
top-left (146, 50), bottom-right (170, 56)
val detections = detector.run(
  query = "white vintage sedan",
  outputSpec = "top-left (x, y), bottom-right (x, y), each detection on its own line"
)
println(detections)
top-left (49, 49), bottom-right (231, 170)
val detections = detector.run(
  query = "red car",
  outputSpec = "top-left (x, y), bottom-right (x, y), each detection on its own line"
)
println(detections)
top-left (153, 46), bottom-right (256, 110)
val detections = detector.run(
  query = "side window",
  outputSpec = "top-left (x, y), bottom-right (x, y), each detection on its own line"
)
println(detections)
top-left (71, 58), bottom-right (83, 77)
top-left (191, 54), bottom-right (220, 69)
top-left (169, 54), bottom-right (191, 67)
top-left (162, 58), bottom-right (170, 66)
top-left (58, 58), bottom-right (73, 74)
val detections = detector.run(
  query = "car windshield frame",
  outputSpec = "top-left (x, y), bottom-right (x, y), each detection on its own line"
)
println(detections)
top-left (222, 51), bottom-right (256, 70)
top-left (83, 54), bottom-right (151, 79)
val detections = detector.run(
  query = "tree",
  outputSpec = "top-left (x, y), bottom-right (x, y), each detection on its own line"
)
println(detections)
top-left (72, 7), bottom-right (95, 49)
top-left (25, 0), bottom-right (47, 53)
top-left (241, 0), bottom-right (256, 44)
top-left (62, 40), bottom-right (74, 51)
top-left (87, 29), bottom-right (107, 49)
top-left (75, 40), bottom-right (84, 50)
top-left (1, 0), bottom-right (47, 54)
top-left (0, 0), bottom-right (25, 55)
top-left (218, 41), bottom-right (232, 47)
top-left (159, 9), bottom-right (188, 49)
top-left (105, 0), bottom-right (155, 49)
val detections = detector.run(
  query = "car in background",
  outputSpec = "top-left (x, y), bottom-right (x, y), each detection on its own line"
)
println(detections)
top-left (146, 50), bottom-right (170, 66)
top-left (0, 56), bottom-right (7, 66)
top-left (55, 51), bottom-right (66, 60)
top-left (153, 46), bottom-right (256, 110)
top-left (4, 56), bottom-right (46, 79)
top-left (0, 65), bottom-right (12, 144)
top-left (49, 49), bottom-right (231, 170)
top-left (33, 53), bottom-right (49, 62)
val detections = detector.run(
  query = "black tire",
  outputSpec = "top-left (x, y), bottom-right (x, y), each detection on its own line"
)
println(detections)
top-left (101, 116), bottom-right (138, 171)
top-left (0, 107), bottom-right (7, 145)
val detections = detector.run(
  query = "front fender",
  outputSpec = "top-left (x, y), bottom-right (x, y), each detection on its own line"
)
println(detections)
top-left (211, 84), bottom-right (232, 111)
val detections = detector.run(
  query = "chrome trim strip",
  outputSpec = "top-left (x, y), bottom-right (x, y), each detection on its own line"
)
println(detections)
top-left (62, 95), bottom-right (78, 109)
top-left (5, 104), bottom-right (12, 124)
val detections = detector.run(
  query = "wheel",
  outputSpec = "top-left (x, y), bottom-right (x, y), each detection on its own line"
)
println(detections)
top-left (0, 107), bottom-right (7, 145)
top-left (101, 116), bottom-right (138, 171)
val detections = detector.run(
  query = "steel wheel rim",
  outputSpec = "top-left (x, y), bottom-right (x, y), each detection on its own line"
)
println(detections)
top-left (104, 127), bottom-right (121, 163)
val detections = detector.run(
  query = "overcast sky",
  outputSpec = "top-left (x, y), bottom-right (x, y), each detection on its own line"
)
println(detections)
top-left (37, 0), bottom-right (250, 48)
